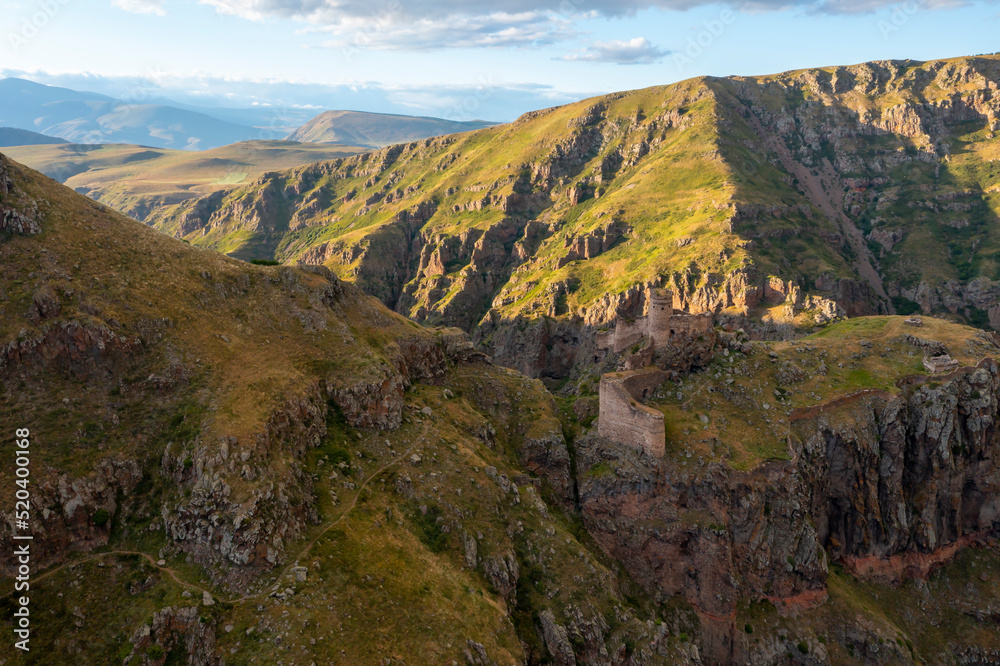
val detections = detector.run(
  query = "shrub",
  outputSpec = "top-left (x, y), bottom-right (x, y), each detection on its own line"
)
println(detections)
top-left (891, 296), bottom-right (921, 316)
top-left (92, 509), bottom-right (110, 527)
top-left (412, 505), bottom-right (447, 553)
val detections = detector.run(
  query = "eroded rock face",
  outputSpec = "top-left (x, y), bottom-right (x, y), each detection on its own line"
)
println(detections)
top-left (801, 361), bottom-right (1000, 569)
top-left (124, 605), bottom-right (221, 666)
top-left (156, 328), bottom-right (486, 592)
top-left (160, 386), bottom-right (329, 591)
top-left (0, 321), bottom-right (142, 380)
top-left (575, 358), bottom-right (1000, 662)
top-left (0, 154), bottom-right (42, 236)
top-left (0, 459), bottom-right (143, 575)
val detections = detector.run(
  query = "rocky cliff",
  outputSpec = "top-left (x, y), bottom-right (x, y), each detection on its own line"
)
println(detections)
top-left (117, 56), bottom-right (1000, 385)
top-left (570, 319), bottom-right (1000, 663)
top-left (0, 153), bottom-right (706, 665)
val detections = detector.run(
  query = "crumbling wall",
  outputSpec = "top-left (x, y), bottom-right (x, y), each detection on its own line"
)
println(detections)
top-left (665, 312), bottom-right (714, 339)
top-left (613, 318), bottom-right (646, 353)
top-left (598, 370), bottom-right (667, 457)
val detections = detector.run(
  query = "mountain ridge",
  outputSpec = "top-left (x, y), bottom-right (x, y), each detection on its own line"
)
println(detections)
top-left (0, 77), bottom-right (500, 153)
top-left (124, 55), bottom-right (1000, 381)
top-left (2, 139), bottom-right (370, 221)
top-left (0, 126), bottom-right (68, 147)
top-left (286, 109), bottom-right (499, 147)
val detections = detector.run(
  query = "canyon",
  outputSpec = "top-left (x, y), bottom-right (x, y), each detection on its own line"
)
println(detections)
top-left (2, 53), bottom-right (1000, 666)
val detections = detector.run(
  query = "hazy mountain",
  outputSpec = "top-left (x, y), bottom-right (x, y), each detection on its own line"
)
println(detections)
top-left (0, 78), bottom-right (260, 150)
top-left (0, 78), bottom-right (501, 152)
top-left (287, 109), bottom-right (498, 147)
top-left (0, 126), bottom-right (68, 147)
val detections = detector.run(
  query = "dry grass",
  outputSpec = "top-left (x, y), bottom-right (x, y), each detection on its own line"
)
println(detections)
top-left (653, 316), bottom-right (997, 471)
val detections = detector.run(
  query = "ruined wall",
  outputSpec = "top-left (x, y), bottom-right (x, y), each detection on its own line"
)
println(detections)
top-left (612, 318), bottom-right (646, 353)
top-left (598, 370), bottom-right (667, 457)
top-left (600, 288), bottom-right (714, 354)
top-left (665, 312), bottom-right (714, 339)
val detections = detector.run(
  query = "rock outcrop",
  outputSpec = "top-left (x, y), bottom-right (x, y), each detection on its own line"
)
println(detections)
top-left (0, 459), bottom-right (143, 575)
top-left (576, 357), bottom-right (1000, 662)
top-left (124, 605), bottom-right (221, 666)
top-left (0, 154), bottom-right (42, 235)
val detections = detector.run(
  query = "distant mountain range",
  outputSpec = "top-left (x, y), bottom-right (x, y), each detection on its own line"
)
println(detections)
top-left (0, 126), bottom-right (68, 147)
top-left (0, 78), bottom-right (258, 150)
top-left (286, 110), bottom-right (496, 147)
top-left (0, 78), bottom-right (499, 151)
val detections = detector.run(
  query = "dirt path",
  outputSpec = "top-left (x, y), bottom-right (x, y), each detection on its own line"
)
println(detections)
top-left (8, 549), bottom-right (214, 600)
top-left (7, 422), bottom-right (432, 606)
top-left (239, 420), bottom-right (432, 602)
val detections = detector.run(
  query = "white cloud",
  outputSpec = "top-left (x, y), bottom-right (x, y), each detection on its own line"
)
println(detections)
top-left (112, 0), bottom-right (166, 16)
top-left (314, 12), bottom-right (575, 51)
top-left (561, 37), bottom-right (669, 65)
top-left (196, 0), bottom-right (969, 29)
top-left (198, 0), bottom-right (957, 57)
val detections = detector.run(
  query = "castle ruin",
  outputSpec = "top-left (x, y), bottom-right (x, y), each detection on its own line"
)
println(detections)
top-left (596, 287), bottom-right (716, 457)
top-left (596, 288), bottom-right (714, 354)
top-left (598, 370), bottom-right (667, 457)
top-left (923, 354), bottom-right (959, 373)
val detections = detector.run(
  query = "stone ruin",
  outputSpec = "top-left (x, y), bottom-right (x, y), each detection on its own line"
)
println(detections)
top-left (924, 354), bottom-right (959, 373)
top-left (598, 370), bottom-right (667, 457)
top-left (595, 287), bottom-right (714, 357)
top-left (596, 287), bottom-right (716, 457)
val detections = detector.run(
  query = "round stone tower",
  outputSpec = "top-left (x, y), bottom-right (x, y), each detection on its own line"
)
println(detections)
top-left (647, 288), bottom-right (673, 347)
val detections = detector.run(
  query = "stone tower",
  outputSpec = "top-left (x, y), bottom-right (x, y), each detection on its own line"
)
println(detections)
top-left (647, 288), bottom-right (673, 348)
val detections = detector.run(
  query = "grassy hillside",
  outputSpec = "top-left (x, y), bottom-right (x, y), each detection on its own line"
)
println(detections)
top-left (2, 148), bottom-right (999, 664)
top-left (4, 140), bottom-right (368, 221)
top-left (0, 152), bottom-right (683, 664)
top-left (653, 315), bottom-right (998, 470)
top-left (287, 109), bottom-right (498, 147)
top-left (109, 55), bottom-right (1000, 356)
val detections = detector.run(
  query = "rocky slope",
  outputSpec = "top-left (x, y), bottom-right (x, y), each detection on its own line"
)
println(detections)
top-left (567, 316), bottom-right (1000, 662)
top-left (120, 55), bottom-right (1000, 383)
top-left (0, 153), bottom-right (692, 664)
top-left (3, 55), bottom-right (1000, 665)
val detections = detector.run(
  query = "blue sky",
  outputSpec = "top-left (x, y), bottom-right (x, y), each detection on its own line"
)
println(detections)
top-left (1, 0), bottom-right (999, 121)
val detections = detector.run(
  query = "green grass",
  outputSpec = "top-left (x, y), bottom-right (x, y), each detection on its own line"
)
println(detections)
top-left (655, 316), bottom-right (994, 471)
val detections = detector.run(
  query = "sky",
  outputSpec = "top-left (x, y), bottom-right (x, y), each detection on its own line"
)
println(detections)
top-left (1, 0), bottom-right (999, 122)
